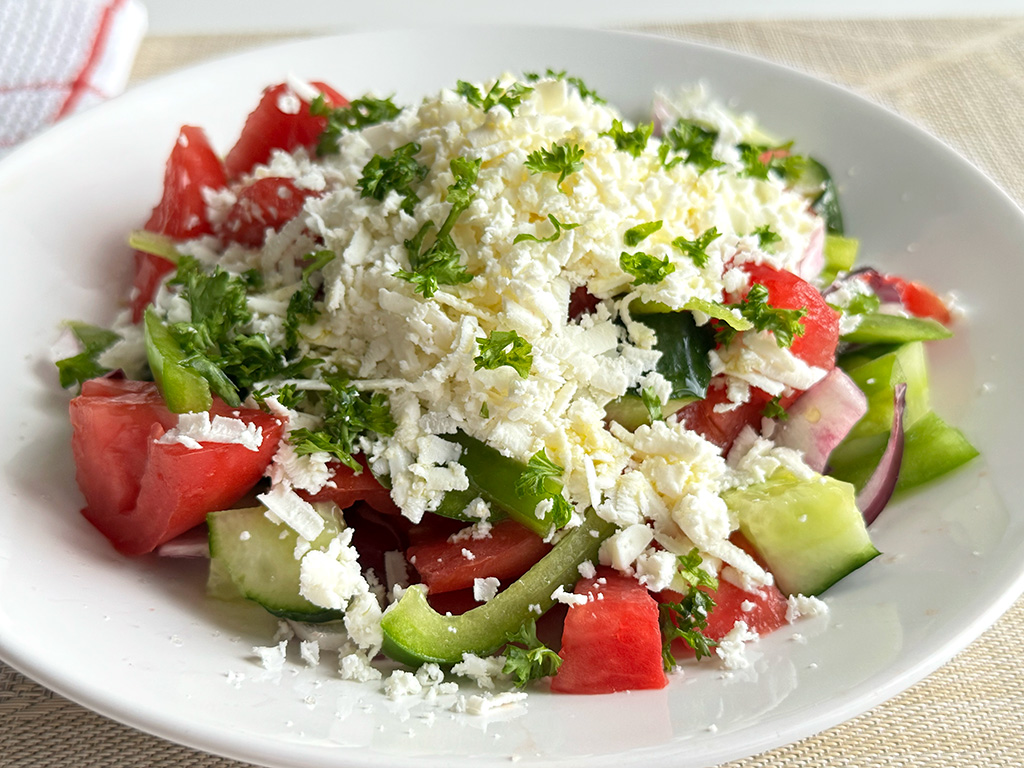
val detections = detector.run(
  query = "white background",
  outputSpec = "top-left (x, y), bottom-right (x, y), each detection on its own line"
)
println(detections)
top-left (143, 0), bottom-right (1024, 35)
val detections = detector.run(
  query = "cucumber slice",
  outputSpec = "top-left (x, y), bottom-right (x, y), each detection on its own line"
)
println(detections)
top-left (207, 503), bottom-right (346, 622)
top-left (725, 471), bottom-right (880, 596)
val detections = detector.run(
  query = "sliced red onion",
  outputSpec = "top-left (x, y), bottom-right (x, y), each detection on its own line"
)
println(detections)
top-left (823, 267), bottom-right (902, 304)
top-left (773, 368), bottom-right (869, 473)
top-left (795, 222), bottom-right (825, 282)
top-left (856, 383), bottom-right (907, 525)
top-left (155, 526), bottom-right (210, 558)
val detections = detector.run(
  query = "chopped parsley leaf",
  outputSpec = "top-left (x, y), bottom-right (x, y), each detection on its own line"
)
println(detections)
top-left (456, 79), bottom-right (533, 115)
top-left (620, 250), bottom-right (675, 285)
top-left (55, 322), bottom-right (120, 390)
top-left (395, 157), bottom-right (481, 297)
top-left (659, 119), bottom-right (723, 174)
top-left (659, 587), bottom-right (717, 668)
top-left (601, 119), bottom-right (653, 158)
top-left (671, 227), bottom-right (721, 269)
top-left (717, 282), bottom-right (807, 349)
top-left (284, 250), bottom-right (337, 347)
top-left (624, 220), bottom-right (663, 247)
top-left (641, 386), bottom-right (663, 424)
top-left (474, 329), bottom-right (532, 378)
top-left (311, 94), bottom-right (402, 156)
top-left (753, 224), bottom-right (782, 253)
top-left (515, 449), bottom-right (564, 497)
top-left (513, 214), bottom-right (579, 244)
top-left (357, 142), bottom-right (428, 215)
top-left (763, 395), bottom-right (789, 420)
top-left (289, 374), bottom-right (395, 472)
top-left (503, 620), bottom-right (562, 687)
top-left (524, 142), bottom-right (585, 188)
top-left (677, 548), bottom-right (719, 591)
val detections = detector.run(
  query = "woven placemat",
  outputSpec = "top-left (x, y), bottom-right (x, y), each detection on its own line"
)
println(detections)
top-left (3, 18), bottom-right (1023, 768)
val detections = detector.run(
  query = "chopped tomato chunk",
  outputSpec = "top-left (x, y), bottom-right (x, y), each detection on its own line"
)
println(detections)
top-left (219, 177), bottom-right (314, 247)
top-left (70, 377), bottom-right (283, 555)
top-left (406, 518), bottom-right (550, 594)
top-left (742, 263), bottom-right (840, 371)
top-left (130, 125), bottom-right (227, 322)
top-left (551, 567), bottom-right (667, 694)
top-left (875, 273), bottom-right (952, 324)
top-left (223, 81), bottom-right (348, 179)
top-left (299, 459), bottom-right (399, 515)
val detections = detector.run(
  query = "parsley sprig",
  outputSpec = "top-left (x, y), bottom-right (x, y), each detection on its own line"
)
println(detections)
top-left (456, 79), bottom-right (533, 115)
top-left (474, 329), bottom-right (532, 378)
top-left (717, 282), bottom-right (807, 349)
top-left (55, 322), bottom-right (120, 390)
top-left (671, 227), bottom-right (721, 269)
top-left (513, 214), bottom-right (579, 244)
top-left (601, 119), bottom-right (653, 158)
top-left (525, 142), bottom-right (585, 189)
top-left (310, 94), bottom-right (402, 156)
top-left (753, 224), bottom-right (781, 253)
top-left (396, 156), bottom-right (481, 297)
top-left (503, 620), bottom-right (562, 687)
top-left (515, 450), bottom-right (564, 497)
top-left (620, 251), bottom-right (675, 285)
top-left (659, 119), bottom-right (723, 174)
top-left (357, 142), bottom-right (428, 214)
top-left (624, 220), bottom-right (663, 247)
top-left (659, 549), bottom-right (718, 669)
top-left (288, 374), bottom-right (396, 472)
top-left (284, 250), bottom-right (336, 347)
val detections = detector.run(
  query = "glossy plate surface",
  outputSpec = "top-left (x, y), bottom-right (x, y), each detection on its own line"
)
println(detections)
top-left (1, 26), bottom-right (1021, 768)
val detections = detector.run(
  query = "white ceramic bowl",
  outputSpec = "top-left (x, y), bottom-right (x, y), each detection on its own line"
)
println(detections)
top-left (1, 26), bottom-right (1021, 768)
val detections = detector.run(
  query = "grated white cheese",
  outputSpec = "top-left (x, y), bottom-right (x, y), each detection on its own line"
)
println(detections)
top-left (157, 411), bottom-right (264, 451)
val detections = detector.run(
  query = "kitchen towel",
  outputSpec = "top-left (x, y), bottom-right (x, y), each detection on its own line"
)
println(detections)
top-left (0, 0), bottom-right (146, 156)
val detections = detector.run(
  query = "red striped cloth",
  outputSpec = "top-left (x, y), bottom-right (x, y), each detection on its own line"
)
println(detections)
top-left (0, 0), bottom-right (146, 156)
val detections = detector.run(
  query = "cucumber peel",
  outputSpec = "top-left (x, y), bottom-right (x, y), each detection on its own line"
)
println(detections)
top-left (207, 503), bottom-right (347, 623)
top-left (725, 471), bottom-right (879, 596)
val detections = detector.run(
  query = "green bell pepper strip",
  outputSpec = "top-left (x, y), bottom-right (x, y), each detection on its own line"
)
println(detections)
top-left (143, 307), bottom-right (212, 413)
top-left (840, 313), bottom-right (952, 345)
top-left (380, 508), bottom-right (616, 666)
top-left (448, 432), bottom-right (565, 536)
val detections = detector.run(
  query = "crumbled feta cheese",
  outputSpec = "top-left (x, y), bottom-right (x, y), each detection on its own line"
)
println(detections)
top-left (252, 641), bottom-right (289, 673)
top-left (258, 483), bottom-right (325, 541)
top-left (339, 651), bottom-right (382, 682)
top-left (551, 584), bottom-right (588, 606)
top-left (716, 621), bottom-right (759, 670)
top-left (384, 670), bottom-right (423, 699)
top-left (786, 593), bottom-right (830, 623)
top-left (451, 653), bottom-right (507, 689)
top-left (157, 411), bottom-right (264, 451)
top-left (473, 576), bottom-right (501, 603)
top-left (453, 691), bottom-right (528, 716)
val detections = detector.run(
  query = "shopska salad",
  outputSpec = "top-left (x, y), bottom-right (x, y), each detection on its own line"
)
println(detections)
top-left (57, 71), bottom-right (977, 700)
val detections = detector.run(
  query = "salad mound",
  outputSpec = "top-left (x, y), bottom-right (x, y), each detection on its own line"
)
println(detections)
top-left (58, 71), bottom-right (977, 696)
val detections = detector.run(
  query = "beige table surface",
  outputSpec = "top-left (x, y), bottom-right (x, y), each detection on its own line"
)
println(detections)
top-left (2, 18), bottom-right (1023, 768)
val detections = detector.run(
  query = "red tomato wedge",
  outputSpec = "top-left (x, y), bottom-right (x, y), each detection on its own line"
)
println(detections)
top-left (406, 518), bottom-right (551, 594)
top-left (130, 125), bottom-right (227, 323)
top-left (300, 459), bottom-right (400, 515)
top-left (676, 380), bottom-right (770, 452)
top-left (659, 579), bottom-right (788, 660)
top-left (875, 273), bottom-right (952, 325)
top-left (551, 567), bottom-right (667, 694)
top-left (70, 377), bottom-right (284, 556)
top-left (742, 262), bottom-right (840, 371)
top-left (223, 81), bottom-right (348, 179)
top-left (219, 177), bottom-right (314, 248)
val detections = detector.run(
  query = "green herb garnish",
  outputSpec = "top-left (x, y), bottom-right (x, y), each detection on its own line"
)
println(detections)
top-left (620, 251), bottom-right (675, 285)
top-left (601, 119), bottom-right (653, 158)
top-left (503, 619), bottom-right (562, 687)
top-left (671, 227), bottom-right (721, 269)
top-left (357, 142), bottom-right (428, 214)
top-left (717, 282), bottom-right (807, 349)
top-left (525, 142), bottom-right (585, 188)
top-left (624, 220), bottom-right (663, 247)
top-left (474, 329), bottom-right (533, 378)
top-left (311, 94), bottom-right (402, 156)
top-left (513, 214), bottom-right (580, 244)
